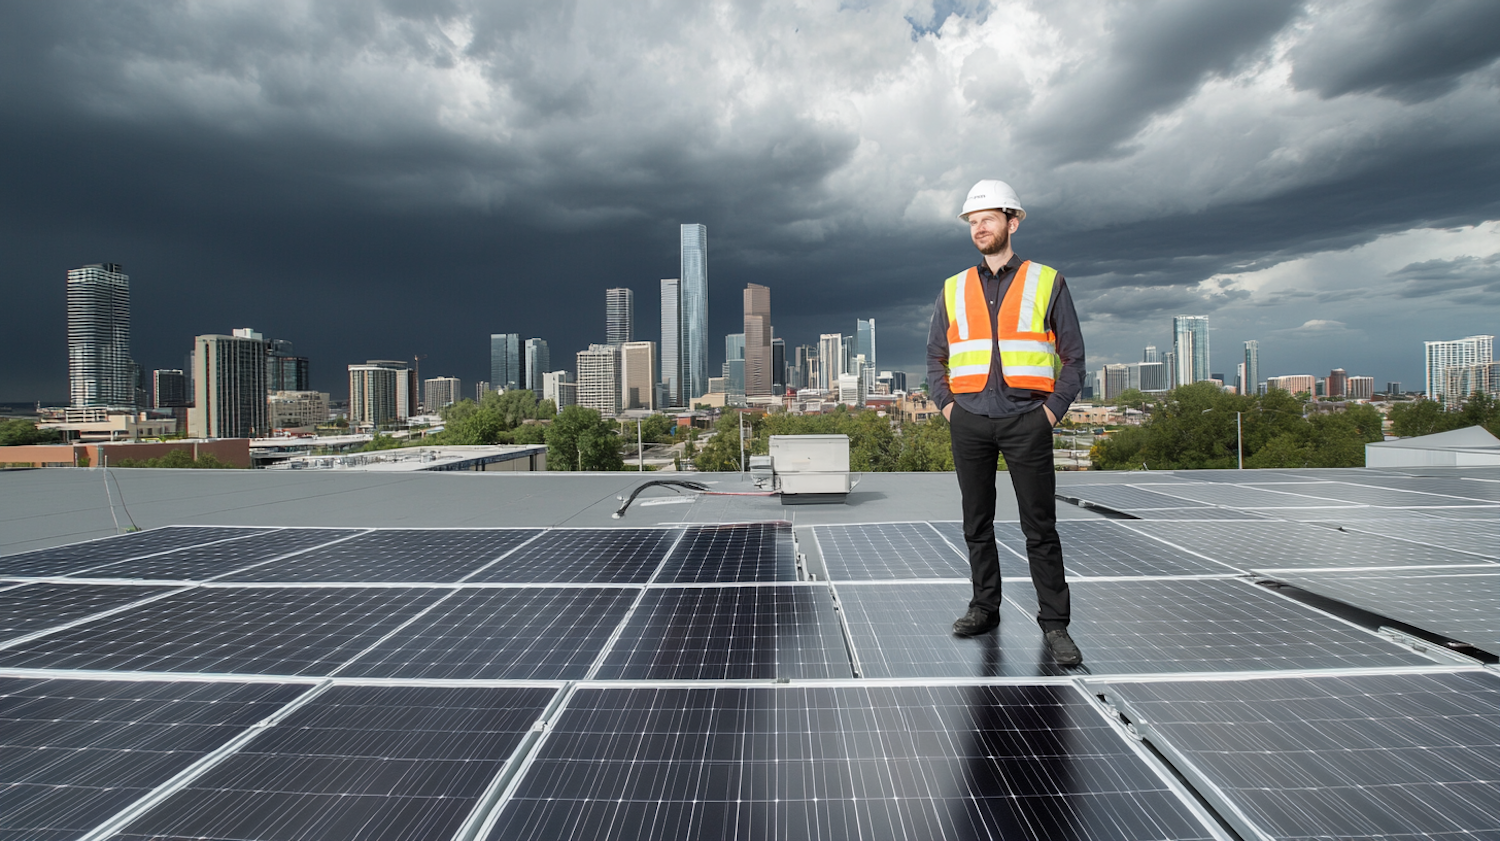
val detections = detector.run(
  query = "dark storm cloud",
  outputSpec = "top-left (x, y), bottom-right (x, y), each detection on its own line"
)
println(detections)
top-left (1289, 0), bottom-right (1500, 103)
top-left (1392, 253), bottom-right (1500, 303)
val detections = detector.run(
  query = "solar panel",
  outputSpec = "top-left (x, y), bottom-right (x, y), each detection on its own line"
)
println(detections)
top-left (0, 527), bottom-right (271, 578)
top-left (71, 528), bottom-right (360, 581)
top-left (931, 521), bottom-right (1241, 577)
top-left (485, 684), bottom-right (1223, 841)
top-left (1262, 570), bottom-right (1500, 654)
top-left (593, 585), bottom-right (852, 680)
top-left (1125, 520), bottom-right (1488, 570)
top-left (1100, 670), bottom-right (1500, 841)
top-left (337, 587), bottom-right (640, 680)
top-left (221, 529), bottom-right (539, 582)
top-left (0, 587), bottom-right (441, 676)
top-left (1263, 480), bottom-right (1493, 508)
top-left (0, 676), bottom-right (306, 841)
top-left (464, 528), bottom-right (681, 584)
top-left (0, 583), bottom-right (174, 642)
top-left (109, 684), bottom-right (557, 841)
top-left (657, 523), bottom-right (796, 582)
top-left (813, 523), bottom-right (967, 580)
top-left (1420, 505), bottom-right (1500, 519)
top-left (1339, 520), bottom-right (1500, 559)
top-left (1115, 507), bottom-right (1269, 520)
top-left (1057, 485), bottom-right (1214, 513)
top-left (1145, 482), bottom-right (1349, 509)
top-left (1331, 475), bottom-right (1500, 502)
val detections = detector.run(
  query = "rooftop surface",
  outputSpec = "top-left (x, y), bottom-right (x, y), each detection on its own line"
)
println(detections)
top-left (1, 466), bottom-right (1498, 840)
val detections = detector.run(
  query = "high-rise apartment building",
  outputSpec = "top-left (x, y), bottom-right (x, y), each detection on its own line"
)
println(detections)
top-left (1425, 335), bottom-right (1493, 404)
top-left (1127, 361), bottom-right (1168, 393)
top-left (743, 284), bottom-right (772, 397)
top-left (659, 278), bottom-right (682, 407)
top-left (349, 360), bottom-right (412, 426)
top-left (424, 377), bottom-right (461, 410)
top-left (1101, 364), bottom-right (1129, 401)
top-left (152, 369), bottom-right (189, 409)
top-left (268, 391), bottom-right (329, 430)
top-left (189, 334), bottom-right (269, 438)
top-left (1347, 376), bottom-right (1374, 400)
top-left (1242, 341), bottom-right (1260, 397)
top-left (490, 333), bottom-right (521, 391)
top-left (1267, 374), bottom-right (1315, 396)
top-left (364, 360), bottom-right (414, 418)
top-left (475, 381), bottom-right (491, 401)
top-left (1443, 362), bottom-right (1500, 409)
top-left (680, 224), bottom-right (709, 400)
top-left (577, 344), bottom-right (621, 416)
top-left (543, 371), bottom-right (576, 410)
top-left (525, 338), bottom-right (550, 398)
top-left (817, 334), bottom-right (844, 391)
top-left (1143, 345), bottom-right (1159, 364)
top-left (1172, 316), bottom-right (1210, 385)
top-left (1325, 368), bottom-right (1347, 399)
top-left (856, 318), bottom-right (877, 373)
top-left (67, 262), bottom-right (136, 408)
top-left (620, 341), bottom-right (657, 410)
top-left (606, 288), bottom-right (634, 345)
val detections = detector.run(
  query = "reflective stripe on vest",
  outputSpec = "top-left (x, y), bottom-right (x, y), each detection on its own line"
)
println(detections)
top-left (944, 261), bottom-right (1061, 393)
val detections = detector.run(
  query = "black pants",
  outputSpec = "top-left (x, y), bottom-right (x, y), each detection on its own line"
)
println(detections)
top-left (950, 403), bottom-right (1070, 630)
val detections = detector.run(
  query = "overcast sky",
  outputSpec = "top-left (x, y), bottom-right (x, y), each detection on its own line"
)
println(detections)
top-left (4, 0), bottom-right (1499, 403)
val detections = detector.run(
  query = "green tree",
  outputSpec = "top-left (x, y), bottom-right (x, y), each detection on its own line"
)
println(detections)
top-left (694, 413), bottom-right (748, 472)
top-left (0, 419), bottom-right (63, 446)
top-left (114, 450), bottom-right (238, 469)
top-left (358, 432), bottom-right (405, 452)
top-left (1388, 399), bottom-right (1454, 437)
top-left (1112, 388), bottom-right (1149, 412)
top-left (546, 405), bottom-right (624, 471)
top-left (895, 414), bottom-right (954, 471)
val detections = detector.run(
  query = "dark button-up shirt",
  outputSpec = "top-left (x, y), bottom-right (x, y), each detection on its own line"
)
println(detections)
top-left (926, 253), bottom-right (1086, 420)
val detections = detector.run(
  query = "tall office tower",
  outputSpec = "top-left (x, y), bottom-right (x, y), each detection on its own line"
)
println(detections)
top-left (189, 334), bottom-right (269, 438)
top-left (818, 334), bottom-right (844, 391)
top-left (724, 333), bottom-right (746, 401)
top-left (1235, 363), bottom-right (1246, 396)
top-left (856, 318), bottom-right (877, 372)
top-left (1101, 364), bottom-right (1130, 401)
top-left (1327, 368), bottom-right (1348, 399)
top-left (806, 345), bottom-right (821, 391)
top-left (1386, 382), bottom-right (1402, 396)
top-left (266, 339), bottom-right (309, 392)
top-left (791, 344), bottom-right (812, 390)
top-left (152, 369), bottom-right (189, 409)
top-left (1172, 316), bottom-right (1210, 385)
top-left (680, 224), bottom-right (709, 400)
top-left (490, 333), bottom-right (521, 391)
top-left (743, 284), bottom-right (772, 397)
top-left (424, 377), bottom-right (461, 410)
top-left (1347, 376), bottom-right (1374, 400)
top-left (67, 262), bottom-right (136, 407)
top-left (1143, 345), bottom-right (1159, 364)
top-left (525, 338), bottom-right (550, 398)
top-left (771, 338), bottom-right (786, 395)
top-left (348, 364), bottom-right (399, 427)
top-left (1425, 335), bottom-right (1493, 403)
top-left (659, 278), bottom-right (682, 407)
top-left (543, 370), bottom-right (576, 409)
top-left (1162, 351), bottom-right (1176, 389)
top-left (1242, 341), bottom-right (1259, 397)
top-left (606, 287), bottom-right (634, 345)
top-left (620, 342), bottom-right (658, 410)
top-left (577, 344), bottom-right (621, 416)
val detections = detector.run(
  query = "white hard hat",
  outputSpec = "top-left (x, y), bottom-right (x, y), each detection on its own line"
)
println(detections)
top-left (959, 179), bottom-right (1026, 221)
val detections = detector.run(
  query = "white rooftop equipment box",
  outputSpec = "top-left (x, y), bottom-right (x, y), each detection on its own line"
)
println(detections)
top-left (768, 434), bottom-right (850, 504)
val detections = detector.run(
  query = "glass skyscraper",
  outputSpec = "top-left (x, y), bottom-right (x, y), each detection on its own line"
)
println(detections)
top-left (681, 224), bottom-right (709, 402)
top-left (605, 288), bottom-right (633, 345)
top-left (1243, 340), bottom-right (1260, 396)
top-left (660, 278), bottom-right (681, 407)
top-left (490, 333), bottom-right (520, 391)
top-left (68, 262), bottom-right (136, 407)
top-left (1172, 316), bottom-right (1211, 385)
top-left (855, 318), bottom-right (877, 373)
top-left (525, 338), bottom-right (550, 398)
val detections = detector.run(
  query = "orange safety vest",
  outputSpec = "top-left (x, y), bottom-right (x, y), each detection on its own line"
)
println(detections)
top-left (944, 261), bottom-right (1062, 393)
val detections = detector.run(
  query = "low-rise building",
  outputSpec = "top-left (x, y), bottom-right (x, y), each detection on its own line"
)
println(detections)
top-left (268, 391), bottom-right (330, 432)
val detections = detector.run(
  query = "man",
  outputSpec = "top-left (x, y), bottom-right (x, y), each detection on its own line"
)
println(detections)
top-left (926, 179), bottom-right (1086, 665)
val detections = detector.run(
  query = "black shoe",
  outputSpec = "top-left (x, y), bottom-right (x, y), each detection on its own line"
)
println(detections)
top-left (952, 607), bottom-right (999, 636)
top-left (1045, 629), bottom-right (1083, 665)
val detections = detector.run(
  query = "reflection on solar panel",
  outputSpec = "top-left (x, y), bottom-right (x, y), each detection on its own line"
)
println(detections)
top-left (0, 587), bottom-right (440, 675)
top-left (658, 523), bottom-right (796, 582)
top-left (1056, 578), bottom-right (1439, 674)
top-left (74, 528), bottom-right (360, 581)
top-left (338, 587), bottom-right (640, 680)
top-left (0, 583), bottom-right (173, 641)
top-left (1047, 522), bottom-right (1241, 577)
top-left (1058, 485), bottom-right (1214, 512)
top-left (814, 523), bottom-right (966, 580)
top-left (1262, 570), bottom-right (1500, 654)
top-left (835, 582), bottom-right (1059, 678)
top-left (1126, 520), bottom-right (1484, 570)
top-left (111, 684), bottom-right (557, 841)
top-left (0, 677), bottom-right (306, 841)
top-left (222, 528), bottom-right (539, 582)
top-left (1124, 507), bottom-right (1269, 520)
top-left (1101, 671), bottom-right (1500, 841)
top-left (465, 528), bottom-right (680, 583)
top-left (594, 585), bottom-right (852, 680)
top-left (1419, 505), bottom-right (1500, 519)
top-left (1340, 520), bottom-right (1500, 559)
top-left (1266, 480), bottom-right (1491, 507)
top-left (486, 684), bottom-right (1222, 841)
top-left (0, 526), bottom-right (270, 578)
top-left (1145, 483), bottom-right (1342, 509)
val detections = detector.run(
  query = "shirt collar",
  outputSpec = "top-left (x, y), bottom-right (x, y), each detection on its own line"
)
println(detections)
top-left (976, 254), bottom-right (1023, 280)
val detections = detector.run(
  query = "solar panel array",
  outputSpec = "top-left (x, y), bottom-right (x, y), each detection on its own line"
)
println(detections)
top-left (2, 465), bottom-right (1498, 841)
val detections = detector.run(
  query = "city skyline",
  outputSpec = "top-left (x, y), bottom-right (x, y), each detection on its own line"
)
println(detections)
top-left (4, 3), bottom-right (1499, 403)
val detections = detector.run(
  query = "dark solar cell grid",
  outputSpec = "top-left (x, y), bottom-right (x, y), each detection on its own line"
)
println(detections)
top-left (1104, 671), bottom-right (1500, 841)
top-left (0, 583), bottom-right (174, 641)
top-left (1269, 481), bottom-right (1491, 507)
top-left (814, 523), bottom-right (967, 580)
top-left (594, 586), bottom-right (852, 680)
top-left (76, 528), bottom-right (359, 581)
top-left (465, 528), bottom-right (680, 584)
top-left (658, 523), bottom-right (796, 582)
top-left (1336, 476), bottom-right (1500, 502)
top-left (0, 677), bottom-right (306, 841)
top-left (1045, 522), bottom-right (1241, 577)
top-left (1264, 570), bottom-right (1500, 654)
top-left (835, 582), bottom-right (1062, 678)
top-left (1147, 483), bottom-right (1345, 509)
top-left (222, 529), bottom-right (539, 582)
top-left (1126, 520), bottom-right (1477, 570)
top-left (487, 683), bottom-right (1218, 841)
top-left (338, 587), bottom-right (640, 680)
top-left (111, 684), bottom-right (557, 841)
top-left (1279, 507), bottom-right (1434, 522)
top-left (0, 526), bottom-right (268, 578)
top-left (1059, 485), bottom-right (1213, 512)
top-left (1418, 505), bottom-right (1500, 520)
top-left (0, 587), bottom-right (441, 676)
top-left (1342, 521), bottom-right (1500, 559)
top-left (1056, 578), bottom-right (1436, 674)
top-left (1122, 507), bottom-right (1269, 520)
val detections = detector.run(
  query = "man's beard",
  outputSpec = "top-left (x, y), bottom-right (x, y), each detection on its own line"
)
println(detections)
top-left (975, 225), bottom-right (1009, 255)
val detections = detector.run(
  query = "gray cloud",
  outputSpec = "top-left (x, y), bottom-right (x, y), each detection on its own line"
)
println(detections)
top-left (1392, 252), bottom-right (1500, 302)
